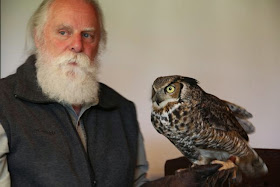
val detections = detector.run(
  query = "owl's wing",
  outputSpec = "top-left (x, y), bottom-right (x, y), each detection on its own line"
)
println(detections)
top-left (222, 100), bottom-right (255, 134)
top-left (199, 93), bottom-right (249, 141)
top-left (222, 100), bottom-right (252, 119)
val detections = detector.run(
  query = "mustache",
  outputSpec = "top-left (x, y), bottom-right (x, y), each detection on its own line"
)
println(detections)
top-left (54, 52), bottom-right (92, 68)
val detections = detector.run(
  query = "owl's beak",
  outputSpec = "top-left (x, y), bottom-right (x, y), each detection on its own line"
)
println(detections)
top-left (152, 94), bottom-right (163, 106)
top-left (156, 98), bottom-right (163, 105)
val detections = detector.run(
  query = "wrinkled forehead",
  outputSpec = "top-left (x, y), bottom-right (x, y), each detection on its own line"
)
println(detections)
top-left (153, 75), bottom-right (180, 90)
top-left (47, 0), bottom-right (99, 26)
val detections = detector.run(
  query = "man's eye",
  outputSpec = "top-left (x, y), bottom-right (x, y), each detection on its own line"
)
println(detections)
top-left (59, 31), bottom-right (67, 35)
top-left (82, 33), bottom-right (93, 38)
top-left (83, 33), bottom-right (91, 38)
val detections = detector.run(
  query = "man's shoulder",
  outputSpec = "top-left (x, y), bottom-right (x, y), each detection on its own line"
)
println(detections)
top-left (0, 74), bottom-right (17, 95)
top-left (0, 56), bottom-right (35, 95)
top-left (99, 83), bottom-right (134, 108)
top-left (98, 83), bottom-right (139, 128)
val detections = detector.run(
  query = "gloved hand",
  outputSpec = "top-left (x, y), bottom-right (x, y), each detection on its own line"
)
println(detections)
top-left (142, 164), bottom-right (236, 187)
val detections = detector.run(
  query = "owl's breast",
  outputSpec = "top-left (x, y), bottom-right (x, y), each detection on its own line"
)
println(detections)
top-left (151, 103), bottom-right (199, 137)
top-left (151, 103), bottom-right (209, 162)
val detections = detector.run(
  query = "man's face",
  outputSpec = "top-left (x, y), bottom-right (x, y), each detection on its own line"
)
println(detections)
top-left (34, 0), bottom-right (101, 105)
top-left (36, 0), bottom-right (101, 62)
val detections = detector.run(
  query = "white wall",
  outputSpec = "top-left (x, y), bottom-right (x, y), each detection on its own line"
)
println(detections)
top-left (1, 0), bottom-right (280, 180)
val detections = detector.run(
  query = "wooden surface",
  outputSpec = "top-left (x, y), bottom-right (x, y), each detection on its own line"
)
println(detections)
top-left (165, 148), bottom-right (280, 186)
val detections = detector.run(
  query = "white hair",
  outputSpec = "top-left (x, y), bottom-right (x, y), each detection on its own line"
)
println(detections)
top-left (25, 0), bottom-right (107, 55)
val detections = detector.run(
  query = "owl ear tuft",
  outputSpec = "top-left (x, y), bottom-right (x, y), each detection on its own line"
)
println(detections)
top-left (181, 77), bottom-right (199, 86)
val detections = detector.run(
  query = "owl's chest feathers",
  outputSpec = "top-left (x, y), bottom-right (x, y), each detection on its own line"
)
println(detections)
top-left (153, 103), bottom-right (220, 148)
top-left (152, 103), bottom-right (201, 140)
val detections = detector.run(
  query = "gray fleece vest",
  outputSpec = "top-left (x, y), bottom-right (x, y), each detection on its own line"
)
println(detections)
top-left (0, 55), bottom-right (139, 187)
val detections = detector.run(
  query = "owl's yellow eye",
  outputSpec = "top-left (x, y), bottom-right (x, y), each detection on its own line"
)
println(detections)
top-left (166, 85), bottom-right (175, 93)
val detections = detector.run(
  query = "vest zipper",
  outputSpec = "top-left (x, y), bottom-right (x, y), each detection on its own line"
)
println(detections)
top-left (63, 105), bottom-right (97, 186)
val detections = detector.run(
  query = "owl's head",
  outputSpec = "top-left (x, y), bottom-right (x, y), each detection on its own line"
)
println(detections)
top-left (152, 75), bottom-right (202, 109)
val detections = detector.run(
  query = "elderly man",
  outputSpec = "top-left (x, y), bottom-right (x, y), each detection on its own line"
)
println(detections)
top-left (0, 0), bottom-right (234, 186)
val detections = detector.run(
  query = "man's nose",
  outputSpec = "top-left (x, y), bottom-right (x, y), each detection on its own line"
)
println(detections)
top-left (70, 34), bottom-right (83, 53)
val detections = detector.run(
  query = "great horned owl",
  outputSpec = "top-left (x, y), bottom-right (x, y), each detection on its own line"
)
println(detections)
top-left (151, 75), bottom-right (267, 178)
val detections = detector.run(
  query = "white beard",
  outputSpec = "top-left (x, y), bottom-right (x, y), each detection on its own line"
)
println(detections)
top-left (35, 51), bottom-right (100, 105)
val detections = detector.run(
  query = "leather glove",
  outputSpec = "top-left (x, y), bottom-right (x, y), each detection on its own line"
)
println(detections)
top-left (142, 164), bottom-right (236, 187)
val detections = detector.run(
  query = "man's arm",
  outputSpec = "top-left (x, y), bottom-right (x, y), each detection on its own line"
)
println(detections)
top-left (0, 124), bottom-right (11, 187)
top-left (134, 131), bottom-right (149, 187)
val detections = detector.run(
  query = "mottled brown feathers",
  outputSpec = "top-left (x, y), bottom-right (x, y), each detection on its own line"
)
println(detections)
top-left (151, 75), bottom-right (267, 178)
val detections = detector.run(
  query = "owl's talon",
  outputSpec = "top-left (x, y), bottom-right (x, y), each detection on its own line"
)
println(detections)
top-left (211, 158), bottom-right (238, 179)
top-left (175, 168), bottom-right (188, 173)
top-left (191, 163), bottom-right (196, 168)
